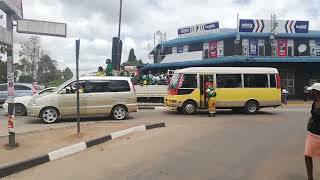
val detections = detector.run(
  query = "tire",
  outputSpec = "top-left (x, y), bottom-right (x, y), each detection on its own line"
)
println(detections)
top-left (182, 101), bottom-right (197, 115)
top-left (112, 105), bottom-right (128, 120)
top-left (177, 107), bottom-right (183, 114)
top-left (15, 103), bottom-right (27, 116)
top-left (244, 100), bottom-right (259, 114)
top-left (40, 107), bottom-right (59, 124)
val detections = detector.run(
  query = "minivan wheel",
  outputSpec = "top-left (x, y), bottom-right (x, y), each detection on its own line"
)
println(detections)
top-left (112, 105), bottom-right (128, 120)
top-left (182, 101), bottom-right (197, 115)
top-left (244, 100), bottom-right (259, 114)
top-left (15, 103), bottom-right (27, 116)
top-left (41, 107), bottom-right (59, 124)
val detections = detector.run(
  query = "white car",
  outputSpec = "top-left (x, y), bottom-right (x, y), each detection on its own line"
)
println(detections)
top-left (2, 87), bottom-right (56, 116)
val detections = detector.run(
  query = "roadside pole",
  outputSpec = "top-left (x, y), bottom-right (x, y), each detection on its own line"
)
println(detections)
top-left (6, 14), bottom-right (16, 148)
top-left (117, 0), bottom-right (122, 71)
top-left (75, 39), bottom-right (80, 134)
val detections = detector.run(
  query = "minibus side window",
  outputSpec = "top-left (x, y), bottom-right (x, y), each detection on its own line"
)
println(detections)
top-left (216, 74), bottom-right (242, 88)
top-left (244, 74), bottom-right (268, 88)
top-left (269, 74), bottom-right (276, 88)
top-left (178, 74), bottom-right (197, 95)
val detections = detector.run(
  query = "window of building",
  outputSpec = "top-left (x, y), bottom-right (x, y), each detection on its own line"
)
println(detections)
top-left (217, 74), bottom-right (242, 88)
top-left (244, 74), bottom-right (268, 88)
top-left (270, 74), bottom-right (276, 88)
top-left (177, 46), bottom-right (183, 53)
top-left (180, 74), bottom-right (197, 89)
top-left (189, 43), bottom-right (203, 52)
top-left (15, 85), bottom-right (32, 90)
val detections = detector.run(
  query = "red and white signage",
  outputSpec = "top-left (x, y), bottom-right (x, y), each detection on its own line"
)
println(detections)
top-left (209, 41), bottom-right (217, 58)
top-left (277, 39), bottom-right (288, 56)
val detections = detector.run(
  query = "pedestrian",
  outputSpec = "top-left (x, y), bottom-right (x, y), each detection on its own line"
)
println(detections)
top-left (206, 83), bottom-right (217, 117)
top-left (305, 83), bottom-right (320, 180)
top-left (282, 88), bottom-right (289, 105)
top-left (96, 66), bottom-right (105, 76)
top-left (105, 59), bottom-right (113, 76)
top-left (305, 85), bottom-right (310, 101)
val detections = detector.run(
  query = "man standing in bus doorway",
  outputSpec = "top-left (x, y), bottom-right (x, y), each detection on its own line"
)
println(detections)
top-left (206, 84), bottom-right (217, 117)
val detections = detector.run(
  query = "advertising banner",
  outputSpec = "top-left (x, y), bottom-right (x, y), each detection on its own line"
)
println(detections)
top-left (249, 39), bottom-right (258, 56)
top-left (239, 19), bottom-right (309, 33)
top-left (209, 41), bottom-right (217, 58)
top-left (277, 39), bottom-right (288, 56)
top-left (217, 41), bottom-right (224, 57)
top-left (178, 21), bottom-right (219, 37)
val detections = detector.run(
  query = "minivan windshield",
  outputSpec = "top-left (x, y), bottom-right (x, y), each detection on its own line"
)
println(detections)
top-left (53, 79), bottom-right (74, 92)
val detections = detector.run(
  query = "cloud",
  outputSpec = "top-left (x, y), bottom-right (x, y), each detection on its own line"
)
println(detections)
top-left (0, 0), bottom-right (319, 75)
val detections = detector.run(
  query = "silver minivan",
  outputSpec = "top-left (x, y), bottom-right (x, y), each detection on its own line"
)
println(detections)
top-left (28, 76), bottom-right (137, 123)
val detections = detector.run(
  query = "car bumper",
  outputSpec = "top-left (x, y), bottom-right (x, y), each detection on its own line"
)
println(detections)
top-left (127, 103), bottom-right (138, 113)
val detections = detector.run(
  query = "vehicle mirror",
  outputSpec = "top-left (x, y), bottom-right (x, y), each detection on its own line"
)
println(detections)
top-left (60, 89), bottom-right (67, 94)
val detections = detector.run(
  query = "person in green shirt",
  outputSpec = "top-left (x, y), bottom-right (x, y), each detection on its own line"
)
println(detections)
top-left (106, 59), bottom-right (113, 76)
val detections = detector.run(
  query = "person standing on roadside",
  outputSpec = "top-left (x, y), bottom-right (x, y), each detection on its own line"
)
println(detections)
top-left (305, 83), bottom-right (320, 180)
top-left (105, 59), bottom-right (113, 76)
top-left (282, 88), bottom-right (289, 105)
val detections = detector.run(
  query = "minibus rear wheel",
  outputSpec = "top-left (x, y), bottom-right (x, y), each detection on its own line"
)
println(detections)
top-left (182, 101), bottom-right (197, 115)
top-left (244, 100), bottom-right (259, 114)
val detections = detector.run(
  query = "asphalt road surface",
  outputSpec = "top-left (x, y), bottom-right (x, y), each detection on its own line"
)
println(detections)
top-left (3, 106), bottom-right (316, 180)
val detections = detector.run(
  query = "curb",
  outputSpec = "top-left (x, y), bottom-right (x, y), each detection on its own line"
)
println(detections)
top-left (0, 122), bottom-right (166, 178)
top-left (138, 106), bottom-right (167, 110)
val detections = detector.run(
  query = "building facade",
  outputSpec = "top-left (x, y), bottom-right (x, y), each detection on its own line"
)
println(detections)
top-left (144, 19), bottom-right (320, 99)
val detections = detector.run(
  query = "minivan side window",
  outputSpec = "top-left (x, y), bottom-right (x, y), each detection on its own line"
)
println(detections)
top-left (217, 74), bottom-right (242, 88)
top-left (108, 80), bottom-right (130, 92)
top-left (244, 74), bottom-right (268, 88)
top-left (0, 85), bottom-right (6, 91)
top-left (15, 85), bottom-right (32, 90)
top-left (269, 74), bottom-right (276, 88)
top-left (89, 82), bottom-right (108, 93)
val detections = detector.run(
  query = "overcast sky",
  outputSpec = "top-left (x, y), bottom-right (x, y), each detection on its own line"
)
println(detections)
top-left (1, 0), bottom-right (320, 74)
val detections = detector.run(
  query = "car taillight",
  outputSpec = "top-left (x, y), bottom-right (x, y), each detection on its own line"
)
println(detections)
top-left (276, 73), bottom-right (281, 89)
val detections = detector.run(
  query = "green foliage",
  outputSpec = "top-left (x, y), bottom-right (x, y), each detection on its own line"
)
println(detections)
top-left (63, 67), bottom-right (73, 80)
top-left (121, 48), bottom-right (145, 67)
top-left (47, 78), bottom-right (65, 87)
top-left (37, 55), bottom-right (58, 85)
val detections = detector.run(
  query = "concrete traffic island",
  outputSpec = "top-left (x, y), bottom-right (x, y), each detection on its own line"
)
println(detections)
top-left (0, 122), bottom-right (166, 178)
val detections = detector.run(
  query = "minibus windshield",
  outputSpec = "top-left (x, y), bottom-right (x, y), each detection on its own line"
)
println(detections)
top-left (169, 73), bottom-right (180, 89)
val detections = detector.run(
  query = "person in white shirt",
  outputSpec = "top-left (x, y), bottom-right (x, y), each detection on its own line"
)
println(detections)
top-left (282, 88), bottom-right (289, 105)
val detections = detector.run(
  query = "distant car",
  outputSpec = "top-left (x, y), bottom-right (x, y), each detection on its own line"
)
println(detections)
top-left (2, 87), bottom-right (56, 116)
top-left (0, 83), bottom-right (40, 105)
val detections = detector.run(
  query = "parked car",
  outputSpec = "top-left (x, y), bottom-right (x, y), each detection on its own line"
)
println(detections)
top-left (28, 76), bottom-right (137, 123)
top-left (2, 87), bottom-right (56, 116)
top-left (0, 83), bottom-right (40, 105)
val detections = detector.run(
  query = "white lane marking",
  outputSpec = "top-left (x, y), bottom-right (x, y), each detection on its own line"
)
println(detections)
top-left (48, 142), bottom-right (87, 161)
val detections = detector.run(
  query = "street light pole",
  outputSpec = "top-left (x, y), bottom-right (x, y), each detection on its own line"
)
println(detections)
top-left (6, 14), bottom-right (16, 148)
top-left (117, 0), bottom-right (122, 71)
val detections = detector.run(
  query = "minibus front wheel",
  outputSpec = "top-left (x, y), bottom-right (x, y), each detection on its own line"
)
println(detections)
top-left (182, 101), bottom-right (197, 115)
top-left (244, 100), bottom-right (259, 114)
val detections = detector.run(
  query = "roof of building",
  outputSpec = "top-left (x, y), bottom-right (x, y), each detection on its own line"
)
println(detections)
top-left (175, 67), bottom-right (279, 74)
top-left (162, 29), bottom-right (320, 47)
top-left (140, 56), bottom-right (320, 73)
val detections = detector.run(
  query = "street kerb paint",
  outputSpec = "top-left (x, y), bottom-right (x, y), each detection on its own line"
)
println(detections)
top-left (0, 122), bottom-right (166, 178)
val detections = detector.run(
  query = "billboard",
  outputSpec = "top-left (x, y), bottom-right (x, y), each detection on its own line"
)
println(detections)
top-left (277, 39), bottom-right (288, 56)
top-left (208, 41), bottom-right (217, 58)
top-left (0, 0), bottom-right (23, 20)
top-left (239, 19), bottom-right (309, 33)
top-left (17, 19), bottom-right (67, 37)
top-left (178, 21), bottom-right (219, 37)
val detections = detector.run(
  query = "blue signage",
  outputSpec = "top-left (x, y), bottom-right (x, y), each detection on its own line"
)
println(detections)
top-left (294, 21), bottom-right (309, 33)
top-left (178, 27), bottom-right (191, 35)
top-left (239, 19), bottom-right (255, 32)
top-left (178, 21), bottom-right (219, 36)
top-left (204, 22), bottom-right (219, 30)
top-left (249, 39), bottom-right (258, 56)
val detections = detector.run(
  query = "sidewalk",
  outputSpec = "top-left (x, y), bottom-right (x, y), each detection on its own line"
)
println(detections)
top-left (0, 120), bottom-right (154, 167)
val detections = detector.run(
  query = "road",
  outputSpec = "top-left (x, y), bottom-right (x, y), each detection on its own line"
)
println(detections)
top-left (3, 106), bottom-right (317, 180)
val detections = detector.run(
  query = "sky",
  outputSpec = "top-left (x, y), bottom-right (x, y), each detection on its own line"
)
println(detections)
top-left (0, 0), bottom-right (320, 74)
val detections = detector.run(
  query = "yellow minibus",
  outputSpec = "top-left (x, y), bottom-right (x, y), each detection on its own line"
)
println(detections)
top-left (164, 67), bottom-right (281, 114)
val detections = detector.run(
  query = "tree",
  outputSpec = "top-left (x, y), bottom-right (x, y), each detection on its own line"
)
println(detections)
top-left (63, 67), bottom-right (73, 80)
top-left (128, 48), bottom-right (137, 62)
top-left (19, 36), bottom-right (41, 82)
top-left (36, 55), bottom-right (58, 85)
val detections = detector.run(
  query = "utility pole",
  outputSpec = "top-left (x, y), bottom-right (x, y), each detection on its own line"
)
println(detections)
top-left (6, 14), bottom-right (16, 148)
top-left (117, 0), bottom-right (123, 71)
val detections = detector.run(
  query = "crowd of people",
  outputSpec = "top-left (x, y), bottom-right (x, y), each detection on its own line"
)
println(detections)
top-left (95, 62), bottom-right (171, 86)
